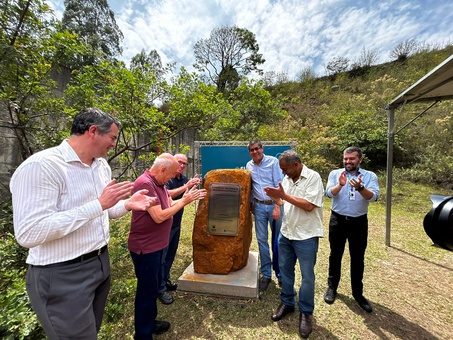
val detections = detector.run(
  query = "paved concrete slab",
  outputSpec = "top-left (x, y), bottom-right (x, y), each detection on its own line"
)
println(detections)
top-left (177, 251), bottom-right (259, 299)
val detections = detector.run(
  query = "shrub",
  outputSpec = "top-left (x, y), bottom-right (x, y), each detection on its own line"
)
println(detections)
top-left (0, 200), bottom-right (44, 339)
top-left (393, 150), bottom-right (453, 189)
top-left (0, 233), bottom-right (44, 339)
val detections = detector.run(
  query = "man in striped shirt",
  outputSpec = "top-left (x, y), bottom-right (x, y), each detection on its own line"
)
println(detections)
top-left (10, 108), bottom-right (155, 339)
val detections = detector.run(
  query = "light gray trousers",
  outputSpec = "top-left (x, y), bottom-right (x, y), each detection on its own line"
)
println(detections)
top-left (26, 250), bottom-right (110, 339)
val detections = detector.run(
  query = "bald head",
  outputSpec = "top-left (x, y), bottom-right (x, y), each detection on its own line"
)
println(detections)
top-left (150, 153), bottom-right (179, 184)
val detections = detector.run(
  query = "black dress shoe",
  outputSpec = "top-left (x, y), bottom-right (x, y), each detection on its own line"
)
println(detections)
top-left (259, 276), bottom-right (272, 291)
top-left (271, 302), bottom-right (295, 321)
top-left (158, 290), bottom-right (174, 304)
top-left (166, 280), bottom-right (178, 291)
top-left (324, 287), bottom-right (337, 304)
top-left (353, 295), bottom-right (373, 313)
top-left (153, 320), bottom-right (170, 335)
top-left (299, 313), bottom-right (312, 338)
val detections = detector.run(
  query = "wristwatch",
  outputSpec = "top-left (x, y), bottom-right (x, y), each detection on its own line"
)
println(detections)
top-left (357, 185), bottom-right (365, 192)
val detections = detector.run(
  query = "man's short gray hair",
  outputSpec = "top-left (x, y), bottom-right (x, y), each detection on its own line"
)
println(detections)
top-left (152, 153), bottom-right (176, 169)
top-left (343, 146), bottom-right (363, 158)
top-left (279, 149), bottom-right (301, 164)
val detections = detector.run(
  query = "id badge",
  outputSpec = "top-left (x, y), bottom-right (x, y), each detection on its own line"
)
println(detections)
top-left (349, 190), bottom-right (356, 201)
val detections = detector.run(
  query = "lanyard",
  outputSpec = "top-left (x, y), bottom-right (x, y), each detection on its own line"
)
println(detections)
top-left (346, 172), bottom-right (360, 201)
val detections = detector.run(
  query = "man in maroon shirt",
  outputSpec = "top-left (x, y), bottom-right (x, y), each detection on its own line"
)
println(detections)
top-left (128, 153), bottom-right (206, 339)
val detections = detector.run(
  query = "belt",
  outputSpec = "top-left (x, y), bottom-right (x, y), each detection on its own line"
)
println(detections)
top-left (253, 198), bottom-right (274, 205)
top-left (332, 210), bottom-right (367, 221)
top-left (32, 245), bottom-right (108, 268)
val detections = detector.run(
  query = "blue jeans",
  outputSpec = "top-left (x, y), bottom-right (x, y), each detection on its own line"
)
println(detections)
top-left (130, 250), bottom-right (163, 339)
top-left (279, 235), bottom-right (319, 315)
top-left (254, 202), bottom-right (282, 279)
top-left (159, 225), bottom-right (181, 293)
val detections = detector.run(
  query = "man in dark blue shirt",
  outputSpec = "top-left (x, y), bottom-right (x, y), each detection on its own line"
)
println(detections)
top-left (157, 153), bottom-right (201, 304)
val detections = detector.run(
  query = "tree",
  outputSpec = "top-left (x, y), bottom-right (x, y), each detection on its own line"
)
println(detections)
top-left (261, 71), bottom-right (290, 87)
top-left (296, 67), bottom-right (316, 83)
top-left (349, 47), bottom-right (380, 78)
top-left (217, 64), bottom-right (240, 93)
top-left (193, 26), bottom-right (265, 92)
top-left (200, 78), bottom-right (286, 140)
top-left (130, 49), bottom-right (174, 105)
top-left (389, 39), bottom-right (419, 62)
top-left (62, 0), bottom-right (123, 66)
top-left (0, 4), bottom-right (82, 338)
top-left (354, 47), bottom-right (380, 68)
top-left (65, 65), bottom-right (226, 177)
top-left (165, 67), bottom-right (231, 139)
top-left (64, 60), bottom-right (167, 177)
top-left (0, 0), bottom-right (84, 161)
top-left (325, 56), bottom-right (349, 76)
top-left (130, 49), bottom-right (164, 79)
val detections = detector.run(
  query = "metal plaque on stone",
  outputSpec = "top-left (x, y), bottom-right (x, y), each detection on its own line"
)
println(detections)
top-left (207, 182), bottom-right (241, 236)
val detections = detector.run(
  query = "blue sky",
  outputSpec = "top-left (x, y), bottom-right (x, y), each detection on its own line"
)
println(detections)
top-left (49, 0), bottom-right (453, 80)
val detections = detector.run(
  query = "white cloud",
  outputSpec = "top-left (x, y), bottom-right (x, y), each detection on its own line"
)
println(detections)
top-left (49, 0), bottom-right (453, 80)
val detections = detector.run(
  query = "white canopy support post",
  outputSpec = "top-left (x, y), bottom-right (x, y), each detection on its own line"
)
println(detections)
top-left (385, 100), bottom-right (439, 247)
top-left (385, 106), bottom-right (395, 247)
top-left (384, 53), bottom-right (453, 248)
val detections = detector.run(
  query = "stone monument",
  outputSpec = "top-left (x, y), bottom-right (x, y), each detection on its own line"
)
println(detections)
top-left (192, 169), bottom-right (253, 274)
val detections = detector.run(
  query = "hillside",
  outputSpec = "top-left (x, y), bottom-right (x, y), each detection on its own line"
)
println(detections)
top-left (259, 46), bottom-right (453, 188)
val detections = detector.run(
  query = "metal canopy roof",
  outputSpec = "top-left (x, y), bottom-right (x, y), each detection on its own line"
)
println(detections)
top-left (387, 54), bottom-right (453, 109)
top-left (385, 53), bottom-right (453, 247)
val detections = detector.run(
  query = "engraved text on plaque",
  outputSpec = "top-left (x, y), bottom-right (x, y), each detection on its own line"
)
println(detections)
top-left (207, 182), bottom-right (241, 236)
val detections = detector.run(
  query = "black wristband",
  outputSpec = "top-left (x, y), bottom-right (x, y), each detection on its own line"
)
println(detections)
top-left (357, 185), bottom-right (365, 192)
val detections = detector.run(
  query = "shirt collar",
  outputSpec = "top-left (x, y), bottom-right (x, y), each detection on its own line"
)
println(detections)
top-left (290, 165), bottom-right (308, 185)
top-left (60, 140), bottom-right (102, 167)
top-left (146, 169), bottom-right (164, 187)
top-left (253, 153), bottom-right (266, 166)
top-left (346, 168), bottom-right (362, 177)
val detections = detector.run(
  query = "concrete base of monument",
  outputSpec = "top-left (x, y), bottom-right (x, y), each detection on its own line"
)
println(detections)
top-left (177, 251), bottom-right (259, 300)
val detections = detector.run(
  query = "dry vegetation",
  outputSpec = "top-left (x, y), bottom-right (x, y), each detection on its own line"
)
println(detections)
top-left (101, 179), bottom-right (453, 340)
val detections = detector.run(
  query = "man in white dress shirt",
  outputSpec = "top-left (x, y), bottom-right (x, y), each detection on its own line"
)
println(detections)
top-left (10, 108), bottom-right (155, 339)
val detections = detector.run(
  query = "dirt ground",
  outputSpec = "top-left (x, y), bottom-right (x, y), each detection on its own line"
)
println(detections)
top-left (306, 209), bottom-right (453, 340)
top-left (104, 200), bottom-right (453, 340)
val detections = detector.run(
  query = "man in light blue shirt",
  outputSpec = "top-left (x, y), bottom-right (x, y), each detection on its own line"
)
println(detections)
top-left (323, 146), bottom-right (380, 313)
top-left (246, 140), bottom-right (283, 291)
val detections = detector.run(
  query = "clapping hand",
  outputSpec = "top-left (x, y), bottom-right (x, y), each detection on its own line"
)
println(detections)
top-left (348, 173), bottom-right (363, 190)
top-left (99, 179), bottom-right (134, 210)
top-left (182, 185), bottom-right (207, 204)
top-left (264, 183), bottom-right (285, 201)
top-left (187, 174), bottom-right (202, 189)
top-left (126, 189), bottom-right (157, 211)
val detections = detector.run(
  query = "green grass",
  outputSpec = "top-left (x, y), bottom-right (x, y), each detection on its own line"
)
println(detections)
top-left (99, 180), bottom-right (453, 339)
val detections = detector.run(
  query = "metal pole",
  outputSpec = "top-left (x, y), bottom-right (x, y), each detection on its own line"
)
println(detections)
top-left (385, 107), bottom-right (395, 247)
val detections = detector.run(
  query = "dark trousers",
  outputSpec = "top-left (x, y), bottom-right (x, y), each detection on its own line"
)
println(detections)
top-left (159, 225), bottom-right (181, 292)
top-left (130, 250), bottom-right (163, 340)
top-left (26, 250), bottom-right (110, 340)
top-left (327, 211), bottom-right (368, 296)
top-left (271, 219), bottom-right (280, 277)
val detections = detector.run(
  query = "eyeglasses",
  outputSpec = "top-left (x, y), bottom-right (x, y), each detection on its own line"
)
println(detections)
top-left (249, 147), bottom-right (261, 152)
top-left (178, 160), bottom-right (187, 166)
